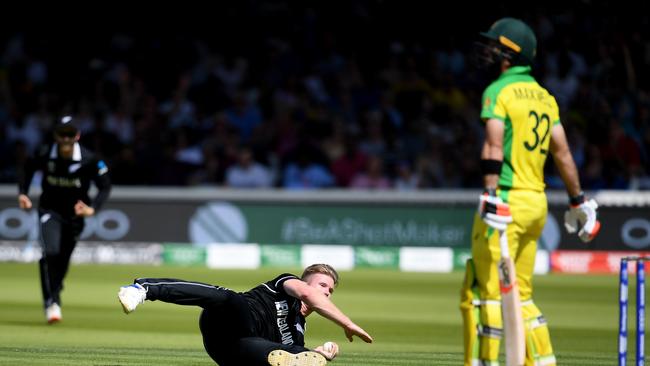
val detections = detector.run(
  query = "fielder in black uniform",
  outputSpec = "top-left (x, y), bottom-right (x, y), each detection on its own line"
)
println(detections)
top-left (18, 116), bottom-right (111, 324)
top-left (118, 264), bottom-right (373, 366)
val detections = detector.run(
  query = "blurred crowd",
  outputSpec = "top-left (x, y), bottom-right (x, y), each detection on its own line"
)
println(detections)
top-left (1, 2), bottom-right (649, 190)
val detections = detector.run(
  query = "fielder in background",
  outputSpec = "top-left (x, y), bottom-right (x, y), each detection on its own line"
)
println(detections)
top-left (460, 17), bottom-right (601, 366)
top-left (18, 116), bottom-right (112, 324)
top-left (117, 263), bottom-right (373, 366)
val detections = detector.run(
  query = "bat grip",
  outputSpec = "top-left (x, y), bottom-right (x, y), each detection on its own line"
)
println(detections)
top-left (499, 230), bottom-right (510, 258)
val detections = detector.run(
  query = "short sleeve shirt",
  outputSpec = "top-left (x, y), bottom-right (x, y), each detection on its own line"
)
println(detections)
top-left (242, 274), bottom-right (306, 346)
top-left (481, 66), bottom-right (561, 191)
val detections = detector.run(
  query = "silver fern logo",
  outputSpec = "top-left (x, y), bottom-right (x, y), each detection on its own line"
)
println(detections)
top-left (189, 202), bottom-right (248, 244)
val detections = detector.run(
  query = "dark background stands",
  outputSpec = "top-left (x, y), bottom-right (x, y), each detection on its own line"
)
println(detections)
top-left (2, 2), bottom-right (649, 190)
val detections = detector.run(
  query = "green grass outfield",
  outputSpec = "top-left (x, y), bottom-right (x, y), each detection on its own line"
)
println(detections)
top-left (0, 262), bottom-right (632, 365)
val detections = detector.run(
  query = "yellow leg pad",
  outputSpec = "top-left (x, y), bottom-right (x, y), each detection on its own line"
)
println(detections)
top-left (460, 259), bottom-right (478, 366)
top-left (522, 302), bottom-right (556, 366)
top-left (460, 259), bottom-right (501, 365)
top-left (478, 303), bottom-right (503, 362)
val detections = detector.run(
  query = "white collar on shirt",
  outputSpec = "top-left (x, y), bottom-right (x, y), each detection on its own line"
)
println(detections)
top-left (49, 143), bottom-right (82, 161)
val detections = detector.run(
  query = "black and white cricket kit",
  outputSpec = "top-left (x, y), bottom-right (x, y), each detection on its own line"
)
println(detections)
top-left (135, 274), bottom-right (309, 366)
top-left (18, 143), bottom-right (111, 307)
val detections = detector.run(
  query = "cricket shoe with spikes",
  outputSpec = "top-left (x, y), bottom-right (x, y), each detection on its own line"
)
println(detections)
top-left (267, 350), bottom-right (327, 366)
top-left (118, 283), bottom-right (147, 314)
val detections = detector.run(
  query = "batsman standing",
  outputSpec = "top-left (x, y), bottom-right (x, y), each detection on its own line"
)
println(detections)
top-left (460, 18), bottom-right (601, 365)
top-left (18, 116), bottom-right (112, 324)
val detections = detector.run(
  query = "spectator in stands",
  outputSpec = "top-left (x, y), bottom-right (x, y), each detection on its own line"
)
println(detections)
top-left (350, 155), bottom-right (392, 190)
top-left (225, 146), bottom-right (273, 188)
top-left (0, 5), bottom-right (647, 190)
top-left (394, 160), bottom-right (420, 190)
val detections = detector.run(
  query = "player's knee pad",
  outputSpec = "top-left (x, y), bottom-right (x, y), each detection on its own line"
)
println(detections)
top-left (522, 301), bottom-right (556, 366)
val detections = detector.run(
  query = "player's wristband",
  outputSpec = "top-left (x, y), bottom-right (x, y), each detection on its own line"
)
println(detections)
top-left (569, 191), bottom-right (585, 206)
top-left (480, 159), bottom-right (502, 175)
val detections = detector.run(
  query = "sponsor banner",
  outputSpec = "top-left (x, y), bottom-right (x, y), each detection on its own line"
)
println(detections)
top-left (0, 241), bottom-right (163, 264)
top-left (257, 206), bottom-right (472, 248)
top-left (0, 192), bottom-right (646, 251)
top-left (207, 243), bottom-right (261, 269)
top-left (0, 240), bottom-right (41, 262)
top-left (399, 247), bottom-right (453, 272)
top-left (162, 244), bottom-right (206, 266)
top-left (453, 249), bottom-right (472, 270)
top-left (551, 251), bottom-right (593, 274)
top-left (0, 239), bottom-right (549, 274)
top-left (551, 250), bottom-right (650, 274)
top-left (261, 245), bottom-right (301, 267)
top-left (354, 246), bottom-right (400, 269)
top-left (72, 242), bottom-right (163, 265)
top-left (0, 198), bottom-right (472, 247)
top-left (301, 245), bottom-right (355, 270)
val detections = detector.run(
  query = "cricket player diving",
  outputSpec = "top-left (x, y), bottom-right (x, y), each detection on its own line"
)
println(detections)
top-left (118, 263), bottom-right (373, 366)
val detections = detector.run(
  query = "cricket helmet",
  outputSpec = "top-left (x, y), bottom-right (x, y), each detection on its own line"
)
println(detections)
top-left (477, 17), bottom-right (537, 66)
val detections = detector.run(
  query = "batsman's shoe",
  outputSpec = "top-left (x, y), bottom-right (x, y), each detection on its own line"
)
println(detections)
top-left (118, 283), bottom-right (147, 314)
top-left (45, 303), bottom-right (62, 324)
top-left (267, 350), bottom-right (327, 366)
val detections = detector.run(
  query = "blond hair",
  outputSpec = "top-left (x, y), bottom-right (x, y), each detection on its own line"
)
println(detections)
top-left (301, 263), bottom-right (339, 287)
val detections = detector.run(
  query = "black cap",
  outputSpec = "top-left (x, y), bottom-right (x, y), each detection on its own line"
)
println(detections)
top-left (54, 116), bottom-right (79, 137)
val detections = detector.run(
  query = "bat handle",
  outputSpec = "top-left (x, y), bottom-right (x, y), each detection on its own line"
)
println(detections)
top-left (499, 230), bottom-right (510, 259)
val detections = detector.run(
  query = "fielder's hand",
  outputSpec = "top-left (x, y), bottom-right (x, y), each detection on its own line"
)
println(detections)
top-left (564, 195), bottom-right (600, 242)
top-left (478, 189), bottom-right (512, 231)
top-left (314, 341), bottom-right (339, 360)
top-left (74, 200), bottom-right (96, 217)
top-left (344, 322), bottom-right (373, 343)
top-left (18, 194), bottom-right (32, 210)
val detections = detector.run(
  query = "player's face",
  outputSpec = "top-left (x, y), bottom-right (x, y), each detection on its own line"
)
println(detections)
top-left (472, 39), bottom-right (507, 78)
top-left (55, 132), bottom-right (80, 157)
top-left (55, 132), bottom-right (79, 146)
top-left (304, 273), bottom-right (335, 298)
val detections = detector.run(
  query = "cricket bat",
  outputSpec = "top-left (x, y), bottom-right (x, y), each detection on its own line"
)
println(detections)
top-left (498, 230), bottom-right (525, 366)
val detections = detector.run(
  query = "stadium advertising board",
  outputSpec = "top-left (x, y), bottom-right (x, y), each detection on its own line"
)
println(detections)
top-left (551, 250), bottom-right (650, 274)
top-left (0, 193), bottom-right (647, 251)
top-left (0, 198), bottom-right (474, 247)
top-left (225, 203), bottom-right (473, 247)
top-left (260, 245), bottom-right (302, 267)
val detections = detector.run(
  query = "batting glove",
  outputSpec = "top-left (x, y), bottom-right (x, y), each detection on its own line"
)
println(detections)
top-left (564, 193), bottom-right (601, 242)
top-left (478, 189), bottom-right (512, 231)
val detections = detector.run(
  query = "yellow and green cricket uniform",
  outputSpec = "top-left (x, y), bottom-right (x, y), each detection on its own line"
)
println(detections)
top-left (460, 66), bottom-right (557, 366)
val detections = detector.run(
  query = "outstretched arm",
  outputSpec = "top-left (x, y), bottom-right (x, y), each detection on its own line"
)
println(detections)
top-left (283, 279), bottom-right (373, 343)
